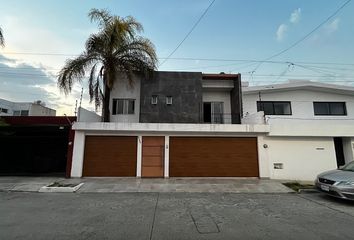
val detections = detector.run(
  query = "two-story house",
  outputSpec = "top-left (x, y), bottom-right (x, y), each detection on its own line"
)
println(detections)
top-left (243, 80), bottom-right (354, 181)
top-left (70, 71), bottom-right (270, 179)
top-left (71, 75), bottom-right (354, 182)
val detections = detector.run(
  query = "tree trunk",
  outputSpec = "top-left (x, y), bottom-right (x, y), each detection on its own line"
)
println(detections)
top-left (103, 83), bottom-right (111, 122)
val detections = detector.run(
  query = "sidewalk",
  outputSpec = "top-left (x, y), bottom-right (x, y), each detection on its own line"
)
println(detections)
top-left (0, 177), bottom-right (293, 193)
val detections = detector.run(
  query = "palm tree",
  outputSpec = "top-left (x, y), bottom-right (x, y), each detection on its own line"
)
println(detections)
top-left (0, 26), bottom-right (4, 47)
top-left (58, 9), bottom-right (157, 122)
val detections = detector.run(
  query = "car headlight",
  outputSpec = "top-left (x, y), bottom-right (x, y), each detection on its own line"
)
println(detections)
top-left (337, 181), bottom-right (354, 186)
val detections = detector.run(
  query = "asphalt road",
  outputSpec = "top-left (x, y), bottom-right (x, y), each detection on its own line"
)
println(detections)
top-left (0, 192), bottom-right (353, 240)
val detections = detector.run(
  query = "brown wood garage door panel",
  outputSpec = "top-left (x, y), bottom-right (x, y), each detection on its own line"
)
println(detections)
top-left (83, 136), bottom-right (137, 177)
top-left (169, 137), bottom-right (259, 177)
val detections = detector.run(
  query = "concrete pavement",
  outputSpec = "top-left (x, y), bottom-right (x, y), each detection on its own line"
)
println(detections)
top-left (0, 192), bottom-right (353, 240)
top-left (0, 177), bottom-right (292, 193)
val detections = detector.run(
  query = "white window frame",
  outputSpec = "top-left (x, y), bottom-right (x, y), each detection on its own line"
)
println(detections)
top-left (151, 95), bottom-right (158, 105)
top-left (166, 96), bottom-right (173, 105)
top-left (112, 99), bottom-right (135, 115)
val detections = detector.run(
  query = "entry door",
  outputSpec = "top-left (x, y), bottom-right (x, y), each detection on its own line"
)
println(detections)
top-left (334, 137), bottom-right (345, 167)
top-left (142, 136), bottom-right (164, 177)
top-left (203, 102), bottom-right (224, 124)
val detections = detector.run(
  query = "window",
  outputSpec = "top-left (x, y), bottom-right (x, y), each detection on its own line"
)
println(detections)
top-left (13, 111), bottom-right (20, 116)
top-left (112, 99), bottom-right (135, 115)
top-left (151, 95), bottom-right (158, 105)
top-left (314, 102), bottom-right (346, 116)
top-left (0, 108), bottom-right (8, 113)
top-left (166, 96), bottom-right (173, 105)
top-left (203, 102), bottom-right (224, 123)
top-left (257, 101), bottom-right (292, 115)
top-left (20, 110), bottom-right (29, 116)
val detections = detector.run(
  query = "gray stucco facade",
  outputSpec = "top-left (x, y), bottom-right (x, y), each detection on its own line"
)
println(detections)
top-left (139, 71), bottom-right (203, 123)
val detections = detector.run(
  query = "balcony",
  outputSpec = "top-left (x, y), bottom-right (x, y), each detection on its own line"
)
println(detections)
top-left (202, 113), bottom-right (239, 124)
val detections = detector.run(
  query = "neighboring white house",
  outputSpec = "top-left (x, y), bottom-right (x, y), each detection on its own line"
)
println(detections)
top-left (0, 98), bottom-right (56, 116)
top-left (243, 80), bottom-right (354, 181)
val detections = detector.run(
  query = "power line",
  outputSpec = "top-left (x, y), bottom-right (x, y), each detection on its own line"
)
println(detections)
top-left (158, 0), bottom-right (216, 67)
top-left (3, 52), bottom-right (354, 66)
top-left (251, 0), bottom-right (352, 72)
top-left (1, 51), bottom-right (79, 57)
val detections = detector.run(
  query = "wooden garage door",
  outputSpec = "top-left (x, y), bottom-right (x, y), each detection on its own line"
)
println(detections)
top-left (83, 136), bottom-right (137, 177)
top-left (169, 137), bottom-right (258, 177)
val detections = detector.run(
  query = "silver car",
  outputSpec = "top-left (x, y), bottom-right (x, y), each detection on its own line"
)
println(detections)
top-left (315, 161), bottom-right (354, 201)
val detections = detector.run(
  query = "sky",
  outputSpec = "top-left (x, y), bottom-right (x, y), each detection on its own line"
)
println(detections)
top-left (0, 0), bottom-right (354, 116)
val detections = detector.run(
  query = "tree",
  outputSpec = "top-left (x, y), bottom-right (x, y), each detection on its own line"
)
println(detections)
top-left (58, 9), bottom-right (157, 122)
top-left (0, 26), bottom-right (4, 47)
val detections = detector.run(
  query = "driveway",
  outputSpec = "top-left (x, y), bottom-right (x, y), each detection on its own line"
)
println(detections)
top-left (0, 192), bottom-right (353, 240)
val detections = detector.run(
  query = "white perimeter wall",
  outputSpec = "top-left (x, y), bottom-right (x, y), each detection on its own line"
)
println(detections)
top-left (264, 136), bottom-right (338, 181)
top-left (109, 73), bottom-right (140, 123)
top-left (78, 107), bottom-right (101, 122)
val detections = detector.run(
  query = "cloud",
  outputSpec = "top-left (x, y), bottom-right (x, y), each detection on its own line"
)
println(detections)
top-left (290, 8), bottom-right (301, 24)
top-left (276, 24), bottom-right (288, 42)
top-left (0, 54), bottom-right (96, 116)
top-left (0, 14), bottom-right (99, 116)
top-left (324, 18), bottom-right (340, 34)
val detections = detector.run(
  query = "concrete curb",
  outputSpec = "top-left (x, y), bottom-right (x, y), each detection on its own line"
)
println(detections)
top-left (39, 183), bottom-right (84, 193)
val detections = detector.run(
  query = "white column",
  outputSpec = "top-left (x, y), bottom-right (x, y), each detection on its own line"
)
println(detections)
top-left (257, 135), bottom-right (271, 179)
top-left (164, 136), bottom-right (170, 178)
top-left (136, 136), bottom-right (142, 177)
top-left (71, 131), bottom-right (85, 177)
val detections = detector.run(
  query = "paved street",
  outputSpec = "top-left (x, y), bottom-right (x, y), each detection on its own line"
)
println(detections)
top-left (1, 192), bottom-right (354, 240)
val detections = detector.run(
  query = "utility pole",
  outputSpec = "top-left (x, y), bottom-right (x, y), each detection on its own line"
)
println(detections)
top-left (79, 88), bottom-right (83, 109)
top-left (74, 99), bottom-right (78, 116)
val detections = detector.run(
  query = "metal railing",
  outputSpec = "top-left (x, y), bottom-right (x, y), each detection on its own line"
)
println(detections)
top-left (202, 113), bottom-right (239, 124)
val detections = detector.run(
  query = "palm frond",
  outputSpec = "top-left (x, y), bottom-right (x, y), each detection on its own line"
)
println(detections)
top-left (88, 63), bottom-right (97, 101)
top-left (88, 8), bottom-right (112, 28)
top-left (0, 27), bottom-right (4, 47)
top-left (57, 52), bottom-right (97, 94)
top-left (113, 37), bottom-right (158, 71)
top-left (58, 8), bottom-right (158, 122)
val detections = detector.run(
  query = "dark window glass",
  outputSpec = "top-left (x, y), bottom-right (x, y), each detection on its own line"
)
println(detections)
top-left (313, 102), bottom-right (329, 115)
top-left (257, 101), bottom-right (292, 115)
top-left (117, 100), bottom-right (124, 114)
top-left (274, 102), bottom-right (291, 115)
top-left (112, 99), bottom-right (117, 115)
top-left (128, 100), bottom-right (135, 114)
top-left (262, 102), bottom-right (274, 115)
top-left (330, 102), bottom-right (346, 115)
top-left (21, 110), bottom-right (29, 116)
top-left (314, 102), bottom-right (346, 115)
